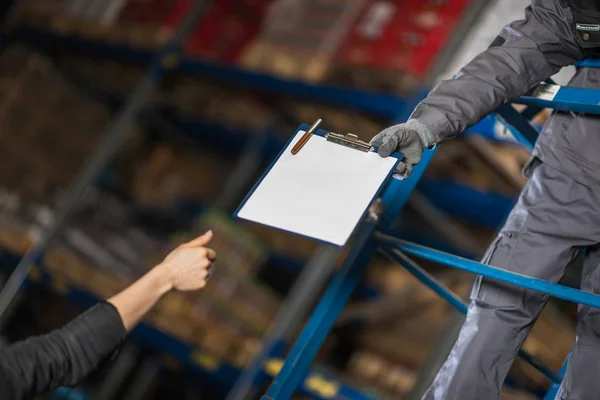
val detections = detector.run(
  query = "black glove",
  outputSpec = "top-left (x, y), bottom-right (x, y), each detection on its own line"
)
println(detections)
top-left (370, 119), bottom-right (435, 178)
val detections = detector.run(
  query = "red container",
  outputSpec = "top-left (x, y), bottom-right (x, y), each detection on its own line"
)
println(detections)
top-left (337, 0), bottom-right (473, 78)
top-left (118, 0), bottom-right (189, 28)
top-left (185, 0), bottom-right (272, 64)
top-left (336, 1), bottom-right (407, 69)
top-left (403, 0), bottom-right (473, 77)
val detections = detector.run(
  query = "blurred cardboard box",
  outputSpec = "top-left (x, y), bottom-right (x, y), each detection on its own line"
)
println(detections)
top-left (239, 0), bottom-right (368, 82)
top-left (131, 144), bottom-right (234, 207)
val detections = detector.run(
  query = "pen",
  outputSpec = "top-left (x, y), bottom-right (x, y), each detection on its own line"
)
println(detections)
top-left (291, 118), bottom-right (322, 155)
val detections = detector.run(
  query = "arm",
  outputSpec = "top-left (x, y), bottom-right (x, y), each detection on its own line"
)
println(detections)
top-left (0, 231), bottom-right (215, 400)
top-left (108, 231), bottom-right (216, 330)
top-left (372, 0), bottom-right (584, 177)
top-left (412, 0), bottom-right (583, 142)
top-left (0, 302), bottom-right (125, 400)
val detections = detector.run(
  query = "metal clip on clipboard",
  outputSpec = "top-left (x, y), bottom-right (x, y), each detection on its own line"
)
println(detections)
top-left (325, 132), bottom-right (372, 152)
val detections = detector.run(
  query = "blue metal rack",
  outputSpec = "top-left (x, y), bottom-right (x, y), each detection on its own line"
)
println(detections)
top-left (258, 78), bottom-right (600, 400)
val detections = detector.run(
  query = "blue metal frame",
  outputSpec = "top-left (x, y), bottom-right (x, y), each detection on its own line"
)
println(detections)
top-left (262, 151), bottom-right (559, 399)
top-left (494, 104), bottom-right (538, 151)
top-left (377, 235), bottom-right (600, 310)
top-left (378, 247), bottom-right (562, 385)
top-left (543, 356), bottom-right (570, 400)
top-left (515, 86), bottom-right (600, 115)
top-left (417, 179), bottom-right (515, 229)
top-left (574, 59), bottom-right (600, 68)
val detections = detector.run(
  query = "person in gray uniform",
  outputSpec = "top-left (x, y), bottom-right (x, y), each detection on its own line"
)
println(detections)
top-left (371, 0), bottom-right (600, 398)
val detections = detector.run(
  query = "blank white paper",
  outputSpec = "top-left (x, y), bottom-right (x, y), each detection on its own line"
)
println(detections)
top-left (236, 130), bottom-right (397, 246)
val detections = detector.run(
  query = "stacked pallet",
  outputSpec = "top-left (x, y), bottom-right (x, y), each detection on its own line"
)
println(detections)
top-left (130, 142), bottom-right (235, 207)
top-left (9, 0), bottom-right (189, 48)
top-left (8, 0), bottom-right (489, 96)
top-left (347, 349), bottom-right (416, 398)
top-left (184, 0), bottom-right (272, 63)
top-left (0, 45), bottom-right (132, 202)
top-left (8, 0), bottom-right (487, 95)
top-left (60, 54), bottom-right (145, 97)
top-left (161, 77), bottom-right (274, 132)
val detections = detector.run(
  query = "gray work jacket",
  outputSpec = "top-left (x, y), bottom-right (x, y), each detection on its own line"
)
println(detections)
top-left (412, 0), bottom-right (600, 187)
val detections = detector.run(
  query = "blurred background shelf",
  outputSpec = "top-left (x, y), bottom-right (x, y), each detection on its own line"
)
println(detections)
top-left (6, 27), bottom-right (411, 118)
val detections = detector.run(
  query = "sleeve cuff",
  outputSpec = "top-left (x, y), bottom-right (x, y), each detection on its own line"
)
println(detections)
top-left (63, 302), bottom-right (127, 366)
top-left (408, 103), bottom-right (453, 144)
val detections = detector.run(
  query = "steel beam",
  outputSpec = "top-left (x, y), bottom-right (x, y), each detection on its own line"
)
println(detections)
top-left (376, 234), bottom-right (600, 310)
top-left (515, 86), bottom-right (600, 115)
top-left (226, 245), bottom-right (340, 400)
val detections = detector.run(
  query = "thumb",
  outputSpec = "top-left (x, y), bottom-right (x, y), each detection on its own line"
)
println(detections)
top-left (184, 230), bottom-right (213, 247)
top-left (378, 134), bottom-right (399, 158)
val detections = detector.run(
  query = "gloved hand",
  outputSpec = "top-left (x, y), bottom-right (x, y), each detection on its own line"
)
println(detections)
top-left (370, 119), bottom-right (435, 179)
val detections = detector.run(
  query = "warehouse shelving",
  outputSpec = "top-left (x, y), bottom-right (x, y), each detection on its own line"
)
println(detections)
top-left (1, 26), bottom-right (522, 233)
top-left (13, 28), bottom-right (517, 236)
top-left (6, 27), bottom-right (410, 118)
top-left (6, 26), bottom-right (521, 144)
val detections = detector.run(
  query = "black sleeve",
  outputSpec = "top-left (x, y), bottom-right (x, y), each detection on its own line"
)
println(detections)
top-left (0, 302), bottom-right (126, 400)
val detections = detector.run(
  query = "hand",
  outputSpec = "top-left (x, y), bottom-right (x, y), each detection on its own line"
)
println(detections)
top-left (370, 119), bottom-right (434, 178)
top-left (160, 230), bottom-right (216, 291)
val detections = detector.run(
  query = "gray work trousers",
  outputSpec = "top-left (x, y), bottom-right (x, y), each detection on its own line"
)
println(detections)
top-left (422, 160), bottom-right (600, 400)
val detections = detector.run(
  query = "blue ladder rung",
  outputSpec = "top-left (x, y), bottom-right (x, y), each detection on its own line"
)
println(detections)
top-left (574, 58), bottom-right (600, 68)
top-left (376, 233), bottom-right (600, 310)
top-left (515, 86), bottom-right (600, 115)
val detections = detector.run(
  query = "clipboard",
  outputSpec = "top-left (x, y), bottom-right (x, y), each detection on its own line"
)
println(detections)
top-left (234, 121), bottom-right (402, 247)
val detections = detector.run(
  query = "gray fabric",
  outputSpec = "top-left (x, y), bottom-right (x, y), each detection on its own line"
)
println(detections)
top-left (529, 67), bottom-right (600, 188)
top-left (405, 1), bottom-right (600, 398)
top-left (423, 161), bottom-right (600, 400)
top-left (411, 0), bottom-right (583, 143)
top-left (370, 119), bottom-right (433, 178)
top-left (556, 244), bottom-right (600, 399)
top-left (0, 302), bottom-right (125, 400)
